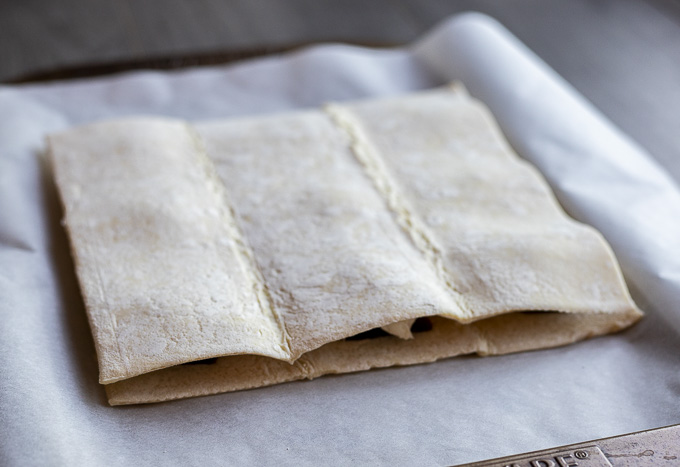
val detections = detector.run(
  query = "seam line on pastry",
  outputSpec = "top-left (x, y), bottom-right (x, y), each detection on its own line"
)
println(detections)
top-left (185, 124), bottom-right (293, 356)
top-left (323, 104), bottom-right (472, 318)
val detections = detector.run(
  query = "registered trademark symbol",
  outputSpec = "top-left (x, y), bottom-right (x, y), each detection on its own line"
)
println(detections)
top-left (574, 450), bottom-right (588, 459)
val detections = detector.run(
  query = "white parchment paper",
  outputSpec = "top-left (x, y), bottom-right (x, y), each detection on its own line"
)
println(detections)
top-left (1, 13), bottom-right (679, 466)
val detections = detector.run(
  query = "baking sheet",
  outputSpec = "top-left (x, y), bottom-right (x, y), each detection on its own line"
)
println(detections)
top-left (1, 12), bottom-right (679, 466)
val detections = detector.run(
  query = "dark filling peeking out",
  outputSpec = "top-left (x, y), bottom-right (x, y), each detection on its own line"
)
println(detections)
top-left (346, 317), bottom-right (433, 341)
top-left (184, 357), bottom-right (219, 365)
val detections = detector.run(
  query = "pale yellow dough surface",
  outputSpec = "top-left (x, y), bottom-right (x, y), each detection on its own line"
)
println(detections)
top-left (48, 87), bottom-right (642, 405)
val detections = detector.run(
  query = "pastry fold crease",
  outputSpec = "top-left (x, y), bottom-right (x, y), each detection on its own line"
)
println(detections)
top-left (48, 87), bottom-right (642, 405)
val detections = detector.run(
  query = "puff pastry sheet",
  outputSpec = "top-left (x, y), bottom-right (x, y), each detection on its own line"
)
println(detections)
top-left (48, 87), bottom-right (642, 405)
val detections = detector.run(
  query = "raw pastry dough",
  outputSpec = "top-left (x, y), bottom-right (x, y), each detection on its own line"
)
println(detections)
top-left (48, 86), bottom-right (642, 405)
